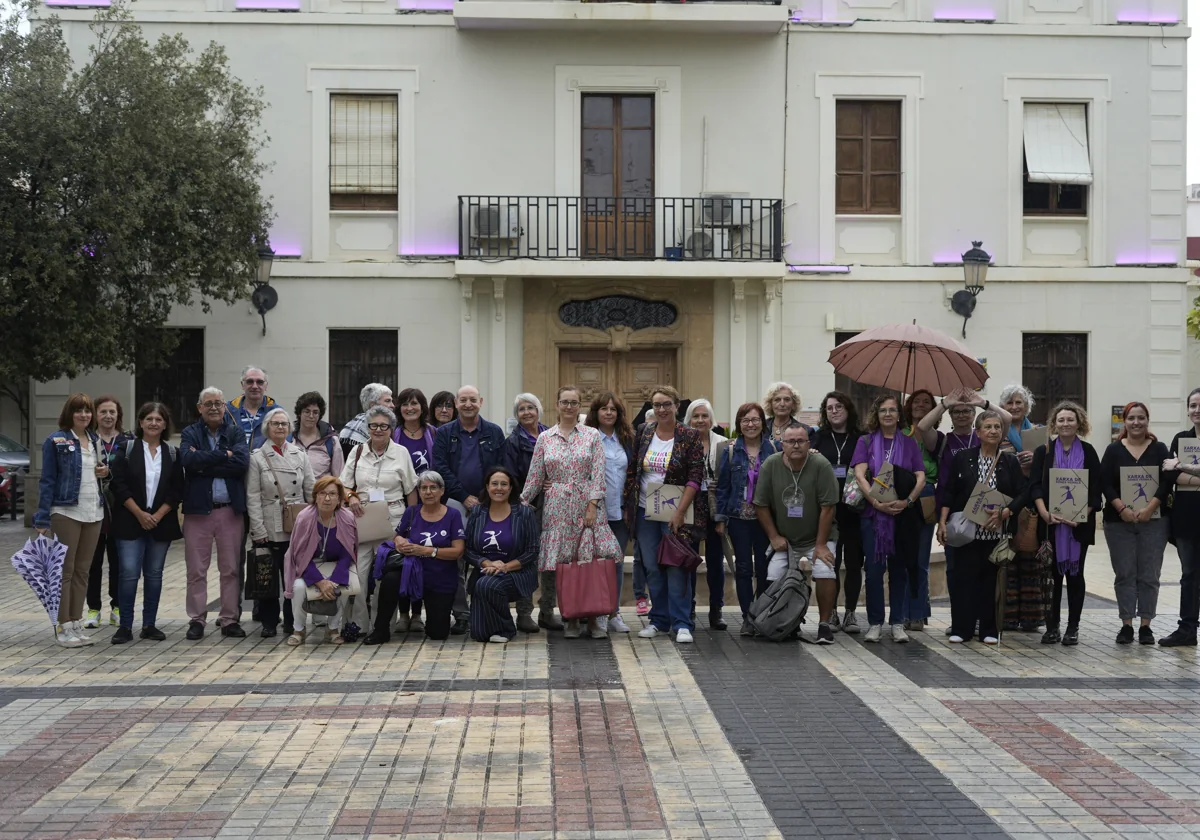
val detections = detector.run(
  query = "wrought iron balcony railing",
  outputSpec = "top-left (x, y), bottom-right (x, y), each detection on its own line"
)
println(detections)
top-left (458, 195), bottom-right (783, 261)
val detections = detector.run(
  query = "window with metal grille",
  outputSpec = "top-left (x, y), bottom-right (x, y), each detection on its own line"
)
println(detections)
top-left (835, 100), bottom-right (901, 215)
top-left (330, 94), bottom-right (398, 211)
top-left (135, 328), bottom-right (205, 436)
top-left (1021, 333), bottom-right (1088, 425)
top-left (329, 330), bottom-right (399, 428)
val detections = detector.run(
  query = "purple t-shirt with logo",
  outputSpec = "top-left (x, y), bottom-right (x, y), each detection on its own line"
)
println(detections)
top-left (396, 430), bottom-right (433, 475)
top-left (478, 513), bottom-right (514, 562)
top-left (401, 506), bottom-right (466, 594)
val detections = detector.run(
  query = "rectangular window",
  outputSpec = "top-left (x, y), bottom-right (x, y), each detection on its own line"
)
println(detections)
top-left (835, 100), bottom-right (901, 215)
top-left (330, 94), bottom-right (398, 211)
top-left (329, 330), bottom-right (399, 428)
top-left (1021, 333), bottom-right (1088, 425)
top-left (135, 328), bottom-right (205, 436)
top-left (1022, 103), bottom-right (1090, 217)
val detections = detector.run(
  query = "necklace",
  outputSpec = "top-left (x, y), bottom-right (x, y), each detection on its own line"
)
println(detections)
top-left (950, 430), bottom-right (978, 451)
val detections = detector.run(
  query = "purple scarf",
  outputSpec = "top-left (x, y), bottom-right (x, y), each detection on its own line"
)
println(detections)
top-left (1053, 437), bottom-right (1084, 576)
top-left (745, 444), bottom-right (764, 503)
top-left (400, 555), bottom-right (424, 600)
top-left (869, 431), bottom-right (896, 565)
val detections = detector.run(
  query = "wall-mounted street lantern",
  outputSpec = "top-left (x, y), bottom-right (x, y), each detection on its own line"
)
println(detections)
top-left (951, 240), bottom-right (991, 338)
top-left (251, 244), bottom-right (277, 337)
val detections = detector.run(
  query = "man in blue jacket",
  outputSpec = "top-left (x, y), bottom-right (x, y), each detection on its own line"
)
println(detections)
top-left (181, 386), bottom-right (251, 640)
top-left (224, 365), bottom-right (277, 450)
top-left (433, 385), bottom-right (505, 634)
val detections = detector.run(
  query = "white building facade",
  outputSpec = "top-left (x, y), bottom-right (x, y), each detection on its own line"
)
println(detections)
top-left (27, 0), bottom-right (1193, 445)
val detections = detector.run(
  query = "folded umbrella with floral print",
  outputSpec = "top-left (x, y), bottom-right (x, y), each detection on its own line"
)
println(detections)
top-left (11, 534), bottom-right (66, 630)
top-left (826, 321), bottom-right (988, 397)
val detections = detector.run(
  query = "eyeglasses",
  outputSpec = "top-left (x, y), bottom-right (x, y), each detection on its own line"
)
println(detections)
top-left (558, 400), bottom-right (581, 408)
top-left (200, 401), bottom-right (224, 409)
top-left (741, 418), bottom-right (763, 425)
top-left (316, 490), bottom-right (340, 499)
top-left (877, 408), bottom-right (899, 415)
top-left (267, 421), bottom-right (290, 428)
top-left (243, 378), bottom-right (265, 386)
top-left (301, 407), bottom-right (321, 416)
top-left (782, 439), bottom-right (809, 447)
top-left (652, 402), bottom-right (675, 411)
top-left (367, 423), bottom-right (391, 431)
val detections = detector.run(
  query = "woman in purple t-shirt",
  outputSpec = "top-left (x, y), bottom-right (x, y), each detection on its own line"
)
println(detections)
top-left (365, 471), bottom-right (465, 644)
top-left (392, 388), bottom-right (436, 476)
top-left (851, 394), bottom-right (926, 644)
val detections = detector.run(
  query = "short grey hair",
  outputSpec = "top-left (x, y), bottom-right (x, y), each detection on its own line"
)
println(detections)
top-left (365, 405), bottom-right (397, 428)
top-left (198, 386), bottom-right (224, 404)
top-left (359, 383), bottom-right (393, 412)
top-left (998, 383), bottom-right (1035, 412)
top-left (684, 398), bottom-right (715, 426)
top-left (974, 409), bottom-right (1004, 430)
top-left (512, 393), bottom-right (544, 421)
top-left (417, 470), bottom-right (446, 490)
top-left (241, 365), bottom-right (267, 382)
top-left (262, 406), bottom-right (291, 428)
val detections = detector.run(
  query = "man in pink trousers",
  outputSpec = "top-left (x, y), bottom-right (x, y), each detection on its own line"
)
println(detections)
top-left (180, 387), bottom-right (251, 640)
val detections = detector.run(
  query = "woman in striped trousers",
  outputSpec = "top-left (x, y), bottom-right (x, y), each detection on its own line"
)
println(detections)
top-left (465, 466), bottom-right (540, 643)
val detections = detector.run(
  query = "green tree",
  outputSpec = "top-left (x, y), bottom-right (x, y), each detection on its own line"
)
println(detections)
top-left (0, 0), bottom-right (272, 398)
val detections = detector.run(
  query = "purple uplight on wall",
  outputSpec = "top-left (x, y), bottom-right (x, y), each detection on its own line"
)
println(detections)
top-left (1115, 255), bottom-right (1178, 266)
top-left (44, 0), bottom-right (111, 6)
top-left (933, 10), bottom-right (996, 21)
top-left (788, 265), bottom-right (851, 274)
top-left (397, 0), bottom-right (453, 9)
top-left (235, 0), bottom-right (301, 10)
top-left (1115, 13), bottom-right (1180, 23)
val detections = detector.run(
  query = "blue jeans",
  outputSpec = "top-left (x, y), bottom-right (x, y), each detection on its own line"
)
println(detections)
top-left (906, 513), bottom-right (935, 622)
top-left (636, 507), bottom-right (694, 632)
top-left (609, 519), bottom-right (630, 613)
top-left (861, 517), bottom-right (909, 626)
top-left (116, 536), bottom-right (172, 630)
top-left (727, 517), bottom-right (770, 617)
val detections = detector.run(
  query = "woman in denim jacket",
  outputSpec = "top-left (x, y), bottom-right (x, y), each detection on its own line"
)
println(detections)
top-left (34, 394), bottom-right (106, 648)
top-left (715, 402), bottom-right (778, 633)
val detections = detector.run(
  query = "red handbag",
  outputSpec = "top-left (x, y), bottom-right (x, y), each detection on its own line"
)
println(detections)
top-left (557, 526), bottom-right (620, 620)
top-left (657, 530), bottom-right (703, 573)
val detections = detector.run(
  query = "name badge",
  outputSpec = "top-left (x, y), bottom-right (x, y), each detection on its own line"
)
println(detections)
top-left (368, 489), bottom-right (385, 503)
top-left (787, 505), bottom-right (804, 518)
top-left (834, 466), bottom-right (847, 479)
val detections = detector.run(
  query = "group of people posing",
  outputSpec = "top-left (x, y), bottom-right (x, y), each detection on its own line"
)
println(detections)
top-left (31, 367), bottom-right (1200, 652)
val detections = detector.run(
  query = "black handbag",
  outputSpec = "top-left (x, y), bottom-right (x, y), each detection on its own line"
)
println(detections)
top-left (243, 545), bottom-right (279, 600)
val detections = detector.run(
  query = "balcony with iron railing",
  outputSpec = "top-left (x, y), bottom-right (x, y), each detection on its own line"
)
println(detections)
top-left (458, 196), bottom-right (783, 264)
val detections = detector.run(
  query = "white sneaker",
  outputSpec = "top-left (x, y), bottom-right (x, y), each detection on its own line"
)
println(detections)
top-left (982, 636), bottom-right (999, 645)
top-left (55, 625), bottom-right (84, 648)
top-left (949, 635), bottom-right (965, 644)
top-left (638, 625), bottom-right (661, 639)
top-left (72, 621), bottom-right (95, 645)
top-left (842, 611), bottom-right (861, 635)
top-left (864, 624), bottom-right (883, 643)
top-left (892, 624), bottom-right (909, 644)
top-left (675, 628), bottom-right (694, 644)
top-left (609, 614), bottom-right (631, 633)
top-left (488, 634), bottom-right (509, 644)
top-left (591, 616), bottom-right (609, 639)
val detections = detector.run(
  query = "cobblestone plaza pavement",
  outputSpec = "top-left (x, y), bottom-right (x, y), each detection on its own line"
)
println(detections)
top-left (2, 519), bottom-right (1200, 840)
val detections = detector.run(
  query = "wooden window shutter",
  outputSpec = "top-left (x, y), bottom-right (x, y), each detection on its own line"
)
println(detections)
top-left (836, 100), bottom-right (901, 215)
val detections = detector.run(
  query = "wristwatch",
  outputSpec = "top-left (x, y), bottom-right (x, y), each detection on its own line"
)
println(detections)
top-left (906, 497), bottom-right (916, 508)
top-left (431, 547), bottom-right (439, 559)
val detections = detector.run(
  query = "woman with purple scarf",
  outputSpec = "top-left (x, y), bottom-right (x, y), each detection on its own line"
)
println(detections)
top-left (851, 394), bottom-right (926, 644)
top-left (715, 402), bottom-right (779, 634)
top-left (1030, 401), bottom-right (1102, 647)
top-left (364, 470), bottom-right (465, 644)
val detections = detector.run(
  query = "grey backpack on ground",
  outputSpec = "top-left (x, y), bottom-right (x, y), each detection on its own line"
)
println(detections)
top-left (747, 546), bottom-right (811, 642)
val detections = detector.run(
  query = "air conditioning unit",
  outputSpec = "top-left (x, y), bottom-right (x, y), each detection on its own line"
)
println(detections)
top-left (700, 192), bottom-right (750, 227)
top-left (683, 227), bottom-right (729, 260)
top-left (470, 204), bottom-right (520, 239)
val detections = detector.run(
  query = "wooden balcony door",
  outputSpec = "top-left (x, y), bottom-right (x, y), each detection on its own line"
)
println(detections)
top-left (559, 348), bottom-right (676, 416)
top-left (581, 94), bottom-right (654, 258)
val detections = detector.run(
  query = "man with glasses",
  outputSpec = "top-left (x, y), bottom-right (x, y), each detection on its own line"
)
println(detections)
top-left (753, 425), bottom-right (841, 644)
top-left (181, 387), bottom-right (251, 640)
top-left (225, 366), bottom-right (277, 451)
top-left (434, 385), bottom-right (506, 634)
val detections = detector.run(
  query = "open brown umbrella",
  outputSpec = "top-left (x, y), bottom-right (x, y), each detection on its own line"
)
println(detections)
top-left (827, 322), bottom-right (988, 396)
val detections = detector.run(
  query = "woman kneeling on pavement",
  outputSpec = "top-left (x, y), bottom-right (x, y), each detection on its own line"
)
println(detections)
top-left (466, 466), bottom-right (540, 643)
top-left (284, 476), bottom-right (359, 646)
top-left (365, 471), bottom-right (466, 644)
top-left (937, 410), bottom-right (1026, 644)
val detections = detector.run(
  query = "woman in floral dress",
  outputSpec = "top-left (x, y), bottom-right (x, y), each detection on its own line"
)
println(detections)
top-left (520, 385), bottom-right (617, 639)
